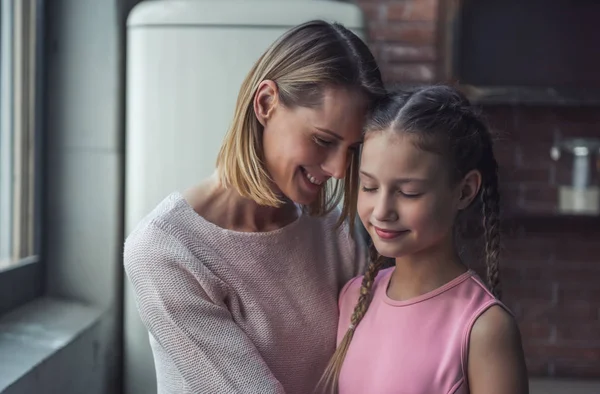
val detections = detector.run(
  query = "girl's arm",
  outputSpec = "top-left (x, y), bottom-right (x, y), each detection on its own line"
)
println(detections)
top-left (468, 305), bottom-right (529, 394)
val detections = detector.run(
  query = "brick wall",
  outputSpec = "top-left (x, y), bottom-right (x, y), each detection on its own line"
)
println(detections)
top-left (354, 0), bottom-right (600, 378)
top-left (356, 0), bottom-right (439, 84)
top-left (487, 107), bottom-right (600, 378)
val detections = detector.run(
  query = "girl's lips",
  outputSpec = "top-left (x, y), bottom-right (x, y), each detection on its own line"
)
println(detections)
top-left (374, 226), bottom-right (407, 240)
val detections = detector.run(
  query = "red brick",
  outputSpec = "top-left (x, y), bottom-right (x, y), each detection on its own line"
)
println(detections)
top-left (559, 284), bottom-right (600, 302)
top-left (520, 183), bottom-right (557, 207)
top-left (497, 185), bottom-right (521, 213)
top-left (502, 237), bottom-right (556, 264)
top-left (519, 299), bottom-right (556, 321)
top-left (484, 106), bottom-right (518, 135)
top-left (500, 166), bottom-right (550, 184)
top-left (556, 322), bottom-right (600, 342)
top-left (356, 2), bottom-right (384, 23)
top-left (502, 280), bottom-right (554, 303)
top-left (525, 358), bottom-right (550, 376)
top-left (381, 44), bottom-right (436, 62)
top-left (554, 239), bottom-right (600, 263)
top-left (519, 321), bottom-right (553, 342)
top-left (513, 107), bottom-right (559, 144)
top-left (551, 268), bottom-right (600, 285)
top-left (387, 0), bottom-right (439, 22)
top-left (518, 201), bottom-right (556, 215)
top-left (524, 344), bottom-right (600, 361)
top-left (384, 63), bottom-right (435, 83)
top-left (547, 302), bottom-right (599, 322)
top-left (385, 2), bottom-right (409, 21)
top-left (552, 107), bottom-right (600, 136)
top-left (515, 143), bottom-right (555, 170)
top-left (494, 144), bottom-right (516, 167)
top-left (369, 23), bottom-right (436, 45)
top-left (553, 360), bottom-right (600, 378)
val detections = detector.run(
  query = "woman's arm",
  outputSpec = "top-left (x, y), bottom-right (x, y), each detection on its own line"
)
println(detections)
top-left (468, 305), bottom-right (529, 394)
top-left (125, 228), bottom-right (285, 394)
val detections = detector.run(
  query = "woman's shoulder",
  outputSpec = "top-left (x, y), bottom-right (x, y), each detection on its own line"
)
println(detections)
top-left (126, 191), bottom-right (193, 243)
top-left (123, 191), bottom-right (211, 271)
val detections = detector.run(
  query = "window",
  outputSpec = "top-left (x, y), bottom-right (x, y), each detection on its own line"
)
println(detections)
top-left (0, 0), bottom-right (44, 314)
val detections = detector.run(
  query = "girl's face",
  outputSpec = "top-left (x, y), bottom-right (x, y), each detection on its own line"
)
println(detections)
top-left (357, 131), bottom-right (479, 259)
top-left (257, 82), bottom-right (368, 205)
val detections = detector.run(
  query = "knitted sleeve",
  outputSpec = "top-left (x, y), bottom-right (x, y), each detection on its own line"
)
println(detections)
top-left (124, 224), bottom-right (286, 394)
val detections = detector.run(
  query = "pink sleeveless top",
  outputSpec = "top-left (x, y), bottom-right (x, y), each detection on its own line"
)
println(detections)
top-left (337, 268), bottom-right (508, 394)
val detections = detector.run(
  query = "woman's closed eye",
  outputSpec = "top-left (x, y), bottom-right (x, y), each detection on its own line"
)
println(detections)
top-left (313, 135), bottom-right (335, 147)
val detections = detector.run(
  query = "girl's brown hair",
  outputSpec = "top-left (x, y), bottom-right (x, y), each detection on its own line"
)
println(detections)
top-left (318, 85), bottom-right (501, 393)
top-left (216, 20), bottom-right (384, 226)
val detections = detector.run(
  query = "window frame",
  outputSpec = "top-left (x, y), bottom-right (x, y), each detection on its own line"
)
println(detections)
top-left (0, 0), bottom-right (45, 316)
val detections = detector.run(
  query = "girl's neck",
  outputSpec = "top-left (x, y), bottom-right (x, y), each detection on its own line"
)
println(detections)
top-left (387, 235), bottom-right (467, 302)
top-left (184, 172), bottom-right (300, 232)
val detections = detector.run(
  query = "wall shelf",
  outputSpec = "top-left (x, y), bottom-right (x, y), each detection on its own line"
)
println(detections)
top-left (459, 85), bottom-right (600, 107)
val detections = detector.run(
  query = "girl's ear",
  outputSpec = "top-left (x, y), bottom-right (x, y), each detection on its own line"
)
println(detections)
top-left (457, 169), bottom-right (482, 210)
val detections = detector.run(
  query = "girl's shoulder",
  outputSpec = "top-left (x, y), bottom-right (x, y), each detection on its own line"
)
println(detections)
top-left (338, 267), bottom-right (394, 306)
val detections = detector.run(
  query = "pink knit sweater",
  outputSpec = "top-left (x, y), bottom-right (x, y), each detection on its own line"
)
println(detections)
top-left (124, 192), bottom-right (366, 394)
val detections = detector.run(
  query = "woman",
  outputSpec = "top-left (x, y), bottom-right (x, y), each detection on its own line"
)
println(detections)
top-left (124, 20), bottom-right (384, 394)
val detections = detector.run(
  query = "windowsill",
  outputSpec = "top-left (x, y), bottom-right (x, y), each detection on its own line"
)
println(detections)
top-left (0, 297), bottom-right (103, 392)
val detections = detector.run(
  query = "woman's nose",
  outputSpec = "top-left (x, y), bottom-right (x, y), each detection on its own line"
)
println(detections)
top-left (322, 149), bottom-right (349, 180)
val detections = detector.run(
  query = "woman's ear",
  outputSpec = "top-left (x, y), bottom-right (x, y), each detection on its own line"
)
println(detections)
top-left (253, 80), bottom-right (279, 127)
top-left (457, 169), bottom-right (482, 210)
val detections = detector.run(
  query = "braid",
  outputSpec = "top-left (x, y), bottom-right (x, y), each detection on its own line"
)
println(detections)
top-left (350, 246), bottom-right (386, 328)
top-left (479, 130), bottom-right (502, 299)
top-left (316, 241), bottom-right (386, 393)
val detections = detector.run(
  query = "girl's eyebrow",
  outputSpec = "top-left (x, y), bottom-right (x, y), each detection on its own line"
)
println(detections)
top-left (359, 170), bottom-right (427, 184)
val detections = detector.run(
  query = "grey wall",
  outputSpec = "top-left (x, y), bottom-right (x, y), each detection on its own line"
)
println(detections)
top-left (11, 0), bottom-right (142, 393)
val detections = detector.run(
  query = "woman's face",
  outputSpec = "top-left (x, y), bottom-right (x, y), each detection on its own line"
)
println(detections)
top-left (258, 83), bottom-right (368, 205)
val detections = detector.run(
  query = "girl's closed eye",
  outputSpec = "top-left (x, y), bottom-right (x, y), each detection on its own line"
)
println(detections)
top-left (400, 191), bottom-right (422, 198)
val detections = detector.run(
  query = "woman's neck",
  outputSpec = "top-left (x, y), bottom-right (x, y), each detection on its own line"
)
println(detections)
top-left (184, 172), bottom-right (300, 232)
top-left (387, 234), bottom-right (467, 302)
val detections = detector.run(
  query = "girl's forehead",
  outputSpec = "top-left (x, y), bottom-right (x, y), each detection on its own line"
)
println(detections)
top-left (360, 132), bottom-right (447, 180)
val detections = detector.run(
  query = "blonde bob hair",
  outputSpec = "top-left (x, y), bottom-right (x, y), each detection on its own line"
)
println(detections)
top-left (216, 20), bottom-right (384, 225)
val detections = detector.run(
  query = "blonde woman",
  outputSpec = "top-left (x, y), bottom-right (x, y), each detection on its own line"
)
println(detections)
top-left (124, 20), bottom-right (384, 394)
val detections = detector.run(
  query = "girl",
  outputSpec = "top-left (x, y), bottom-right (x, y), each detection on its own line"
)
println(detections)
top-left (124, 20), bottom-right (384, 394)
top-left (320, 85), bottom-right (529, 394)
